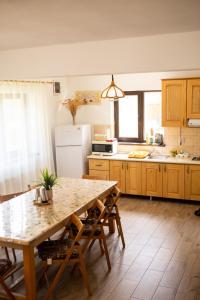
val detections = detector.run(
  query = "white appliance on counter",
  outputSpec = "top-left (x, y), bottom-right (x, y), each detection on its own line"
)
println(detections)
top-left (92, 140), bottom-right (118, 155)
top-left (55, 125), bottom-right (91, 178)
top-left (188, 119), bottom-right (200, 127)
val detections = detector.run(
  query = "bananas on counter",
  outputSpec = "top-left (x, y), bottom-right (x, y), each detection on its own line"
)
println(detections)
top-left (128, 151), bottom-right (149, 159)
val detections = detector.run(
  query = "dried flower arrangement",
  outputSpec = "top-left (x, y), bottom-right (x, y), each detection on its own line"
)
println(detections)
top-left (62, 98), bottom-right (87, 125)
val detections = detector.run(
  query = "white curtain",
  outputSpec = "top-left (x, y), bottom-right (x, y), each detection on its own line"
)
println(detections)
top-left (0, 82), bottom-right (54, 194)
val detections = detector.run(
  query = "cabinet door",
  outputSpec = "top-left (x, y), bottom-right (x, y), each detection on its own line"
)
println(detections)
top-left (185, 165), bottom-right (200, 201)
top-left (162, 80), bottom-right (187, 127)
top-left (187, 79), bottom-right (200, 119)
top-left (142, 163), bottom-right (162, 197)
top-left (163, 164), bottom-right (184, 199)
top-left (110, 161), bottom-right (126, 193)
top-left (126, 162), bottom-right (142, 195)
top-left (89, 170), bottom-right (109, 180)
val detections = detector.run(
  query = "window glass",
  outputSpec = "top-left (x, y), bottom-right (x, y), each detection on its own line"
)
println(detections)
top-left (114, 90), bottom-right (161, 143)
top-left (144, 91), bottom-right (161, 137)
top-left (118, 95), bottom-right (138, 138)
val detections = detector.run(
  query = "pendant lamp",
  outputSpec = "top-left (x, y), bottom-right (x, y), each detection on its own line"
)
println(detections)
top-left (101, 74), bottom-right (125, 100)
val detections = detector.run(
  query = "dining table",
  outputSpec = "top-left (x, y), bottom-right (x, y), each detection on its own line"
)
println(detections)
top-left (0, 177), bottom-right (117, 300)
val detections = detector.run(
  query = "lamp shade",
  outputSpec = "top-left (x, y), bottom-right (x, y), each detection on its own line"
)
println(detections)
top-left (101, 75), bottom-right (125, 100)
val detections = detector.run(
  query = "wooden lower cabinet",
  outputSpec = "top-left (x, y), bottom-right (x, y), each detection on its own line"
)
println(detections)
top-left (89, 158), bottom-right (199, 201)
top-left (126, 162), bottom-right (142, 195)
top-left (109, 161), bottom-right (141, 194)
top-left (142, 163), bottom-right (162, 197)
top-left (109, 160), bottom-right (126, 193)
top-left (185, 165), bottom-right (200, 201)
top-left (89, 169), bottom-right (109, 180)
top-left (89, 159), bottom-right (109, 180)
top-left (163, 164), bottom-right (184, 199)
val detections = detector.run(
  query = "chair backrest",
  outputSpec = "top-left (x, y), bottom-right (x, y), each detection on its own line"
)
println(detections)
top-left (70, 214), bottom-right (84, 242)
top-left (82, 174), bottom-right (102, 180)
top-left (0, 191), bottom-right (25, 203)
top-left (104, 186), bottom-right (121, 220)
top-left (27, 184), bottom-right (41, 191)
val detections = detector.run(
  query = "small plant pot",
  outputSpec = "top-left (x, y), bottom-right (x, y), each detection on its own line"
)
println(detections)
top-left (45, 189), bottom-right (53, 202)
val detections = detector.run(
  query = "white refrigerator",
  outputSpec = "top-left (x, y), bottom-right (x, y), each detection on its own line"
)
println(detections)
top-left (55, 125), bottom-right (91, 178)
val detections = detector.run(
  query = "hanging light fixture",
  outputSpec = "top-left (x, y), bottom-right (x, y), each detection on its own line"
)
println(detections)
top-left (101, 74), bottom-right (125, 100)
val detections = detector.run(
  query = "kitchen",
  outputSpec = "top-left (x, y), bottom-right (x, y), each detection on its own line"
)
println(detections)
top-left (0, 0), bottom-right (200, 299)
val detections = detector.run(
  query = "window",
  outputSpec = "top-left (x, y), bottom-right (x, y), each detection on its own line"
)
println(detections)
top-left (0, 83), bottom-right (54, 194)
top-left (114, 91), bottom-right (161, 143)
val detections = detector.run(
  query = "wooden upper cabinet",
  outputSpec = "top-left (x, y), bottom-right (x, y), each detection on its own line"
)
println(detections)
top-left (109, 160), bottom-right (126, 193)
top-left (185, 165), bottom-right (200, 201)
top-left (162, 80), bottom-right (187, 127)
top-left (126, 162), bottom-right (142, 195)
top-left (187, 79), bottom-right (200, 119)
top-left (142, 163), bottom-right (162, 197)
top-left (163, 164), bottom-right (184, 199)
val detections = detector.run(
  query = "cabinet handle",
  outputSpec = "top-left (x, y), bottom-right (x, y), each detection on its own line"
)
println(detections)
top-left (126, 163), bottom-right (128, 170)
top-left (122, 163), bottom-right (124, 170)
top-left (164, 165), bottom-right (166, 172)
top-left (159, 164), bottom-right (161, 172)
top-left (187, 166), bottom-right (190, 174)
top-left (95, 164), bottom-right (102, 167)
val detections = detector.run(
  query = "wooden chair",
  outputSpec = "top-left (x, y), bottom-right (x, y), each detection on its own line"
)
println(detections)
top-left (80, 199), bottom-right (112, 271)
top-left (27, 184), bottom-right (41, 191)
top-left (0, 259), bottom-right (17, 299)
top-left (104, 186), bottom-right (125, 248)
top-left (82, 176), bottom-right (125, 248)
top-left (37, 214), bottom-right (91, 300)
top-left (60, 199), bottom-right (111, 271)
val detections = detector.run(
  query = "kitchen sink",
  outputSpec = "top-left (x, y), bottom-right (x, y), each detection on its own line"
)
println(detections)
top-left (147, 155), bottom-right (170, 160)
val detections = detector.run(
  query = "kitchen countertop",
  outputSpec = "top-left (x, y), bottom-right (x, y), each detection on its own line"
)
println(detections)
top-left (88, 153), bottom-right (200, 165)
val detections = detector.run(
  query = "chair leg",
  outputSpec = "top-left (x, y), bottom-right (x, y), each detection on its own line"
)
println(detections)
top-left (115, 208), bottom-right (125, 248)
top-left (99, 239), bottom-right (104, 255)
top-left (4, 247), bottom-right (10, 261)
top-left (0, 277), bottom-right (15, 300)
top-left (12, 248), bottom-right (17, 263)
top-left (88, 239), bottom-right (95, 251)
top-left (38, 262), bottom-right (49, 287)
top-left (78, 253), bottom-right (91, 296)
top-left (108, 217), bottom-right (115, 233)
top-left (45, 257), bottom-right (70, 300)
top-left (101, 235), bottom-right (111, 271)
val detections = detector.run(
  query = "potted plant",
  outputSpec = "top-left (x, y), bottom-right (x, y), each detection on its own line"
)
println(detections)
top-left (40, 168), bottom-right (58, 202)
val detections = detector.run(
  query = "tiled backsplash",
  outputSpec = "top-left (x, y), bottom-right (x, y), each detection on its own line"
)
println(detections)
top-left (118, 128), bottom-right (200, 156)
top-left (163, 127), bottom-right (200, 156)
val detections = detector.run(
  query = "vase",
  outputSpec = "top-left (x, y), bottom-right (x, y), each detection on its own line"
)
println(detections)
top-left (45, 189), bottom-right (53, 202)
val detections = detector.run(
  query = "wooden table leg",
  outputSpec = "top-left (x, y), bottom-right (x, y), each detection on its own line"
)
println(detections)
top-left (23, 245), bottom-right (36, 300)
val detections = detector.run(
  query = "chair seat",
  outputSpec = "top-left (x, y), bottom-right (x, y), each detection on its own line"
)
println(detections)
top-left (0, 259), bottom-right (12, 276)
top-left (37, 239), bottom-right (79, 261)
top-left (82, 225), bottom-right (102, 237)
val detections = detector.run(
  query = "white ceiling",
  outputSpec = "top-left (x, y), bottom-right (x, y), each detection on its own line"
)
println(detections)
top-left (0, 0), bottom-right (200, 51)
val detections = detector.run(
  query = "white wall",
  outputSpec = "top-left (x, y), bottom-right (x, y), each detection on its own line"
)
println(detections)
top-left (0, 31), bottom-right (200, 79)
top-left (56, 70), bottom-right (200, 127)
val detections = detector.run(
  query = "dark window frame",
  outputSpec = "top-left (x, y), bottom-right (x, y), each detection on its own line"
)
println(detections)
top-left (114, 90), bottom-right (161, 143)
top-left (114, 91), bottom-right (144, 143)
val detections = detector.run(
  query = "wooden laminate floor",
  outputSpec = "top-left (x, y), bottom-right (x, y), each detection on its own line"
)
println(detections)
top-left (3, 196), bottom-right (200, 300)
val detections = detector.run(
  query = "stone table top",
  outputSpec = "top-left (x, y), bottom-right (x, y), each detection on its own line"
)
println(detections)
top-left (0, 178), bottom-right (117, 247)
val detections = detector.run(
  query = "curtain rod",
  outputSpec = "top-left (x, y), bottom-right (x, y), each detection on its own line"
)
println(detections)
top-left (0, 80), bottom-right (54, 84)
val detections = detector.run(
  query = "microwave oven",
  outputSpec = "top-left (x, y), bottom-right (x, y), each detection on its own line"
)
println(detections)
top-left (92, 140), bottom-right (118, 155)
